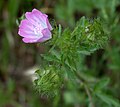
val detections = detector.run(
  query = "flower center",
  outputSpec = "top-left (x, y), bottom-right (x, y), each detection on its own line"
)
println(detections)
top-left (33, 26), bottom-right (42, 37)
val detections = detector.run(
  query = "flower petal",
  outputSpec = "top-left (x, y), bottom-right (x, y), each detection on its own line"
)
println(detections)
top-left (25, 9), bottom-right (47, 28)
top-left (19, 19), bottom-right (34, 31)
top-left (32, 9), bottom-right (48, 17)
top-left (46, 18), bottom-right (53, 30)
top-left (38, 28), bottom-right (52, 42)
top-left (22, 38), bottom-right (39, 43)
top-left (18, 29), bottom-right (39, 39)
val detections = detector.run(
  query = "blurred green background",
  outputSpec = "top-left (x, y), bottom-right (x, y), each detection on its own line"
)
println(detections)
top-left (0, 0), bottom-right (120, 107)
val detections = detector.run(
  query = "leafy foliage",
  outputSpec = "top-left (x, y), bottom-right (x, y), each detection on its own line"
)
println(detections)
top-left (34, 16), bottom-right (117, 107)
top-left (34, 66), bottom-right (62, 96)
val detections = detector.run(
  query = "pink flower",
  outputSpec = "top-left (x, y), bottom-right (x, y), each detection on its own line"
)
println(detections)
top-left (18, 9), bottom-right (52, 43)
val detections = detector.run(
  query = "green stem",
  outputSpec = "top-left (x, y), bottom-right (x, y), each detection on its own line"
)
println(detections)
top-left (73, 70), bottom-right (95, 107)
top-left (84, 84), bottom-right (95, 107)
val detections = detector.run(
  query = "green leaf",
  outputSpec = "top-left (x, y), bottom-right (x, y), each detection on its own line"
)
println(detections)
top-left (96, 92), bottom-right (120, 107)
top-left (50, 50), bottom-right (61, 60)
top-left (94, 78), bottom-right (110, 92)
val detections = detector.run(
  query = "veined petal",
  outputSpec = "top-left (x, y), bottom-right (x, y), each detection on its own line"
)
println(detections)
top-left (32, 9), bottom-right (48, 17)
top-left (38, 28), bottom-right (52, 42)
top-left (25, 9), bottom-right (47, 29)
top-left (19, 19), bottom-right (34, 31)
top-left (18, 29), bottom-right (39, 39)
top-left (22, 37), bottom-right (40, 43)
